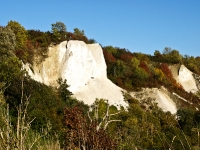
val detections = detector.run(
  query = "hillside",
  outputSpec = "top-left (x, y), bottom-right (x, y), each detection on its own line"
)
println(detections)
top-left (23, 40), bottom-right (200, 115)
top-left (1, 21), bottom-right (200, 149)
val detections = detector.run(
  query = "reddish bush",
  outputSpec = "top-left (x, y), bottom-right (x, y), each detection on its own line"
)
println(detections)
top-left (119, 53), bottom-right (133, 62)
top-left (64, 106), bottom-right (117, 150)
top-left (160, 63), bottom-right (173, 79)
top-left (139, 61), bottom-right (149, 74)
top-left (103, 49), bottom-right (117, 63)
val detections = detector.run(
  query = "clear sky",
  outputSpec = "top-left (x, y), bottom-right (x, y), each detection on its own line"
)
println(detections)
top-left (1, 0), bottom-right (200, 57)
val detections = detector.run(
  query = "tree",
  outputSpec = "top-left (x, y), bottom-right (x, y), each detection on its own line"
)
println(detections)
top-left (115, 60), bottom-right (126, 77)
top-left (131, 57), bottom-right (140, 69)
top-left (154, 68), bottom-right (165, 82)
top-left (73, 28), bottom-right (85, 36)
top-left (57, 78), bottom-right (72, 100)
top-left (177, 108), bottom-right (195, 135)
top-left (6, 20), bottom-right (28, 49)
top-left (170, 50), bottom-right (182, 63)
top-left (154, 50), bottom-right (161, 56)
top-left (51, 22), bottom-right (66, 33)
top-left (0, 26), bottom-right (21, 83)
top-left (162, 47), bottom-right (172, 55)
top-left (51, 22), bottom-right (66, 41)
top-left (0, 26), bottom-right (16, 56)
top-left (134, 67), bottom-right (149, 82)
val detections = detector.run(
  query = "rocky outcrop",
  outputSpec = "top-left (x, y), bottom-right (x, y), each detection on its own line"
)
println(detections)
top-left (24, 40), bottom-right (127, 107)
top-left (170, 64), bottom-right (198, 93)
top-left (130, 87), bottom-right (177, 114)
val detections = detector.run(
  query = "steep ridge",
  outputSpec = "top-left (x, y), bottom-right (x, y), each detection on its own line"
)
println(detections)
top-left (24, 40), bottom-right (127, 107)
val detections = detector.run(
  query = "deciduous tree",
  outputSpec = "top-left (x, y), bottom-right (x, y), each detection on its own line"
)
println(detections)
top-left (51, 21), bottom-right (66, 41)
top-left (73, 28), bottom-right (84, 36)
top-left (6, 20), bottom-right (28, 50)
top-left (0, 26), bottom-right (21, 83)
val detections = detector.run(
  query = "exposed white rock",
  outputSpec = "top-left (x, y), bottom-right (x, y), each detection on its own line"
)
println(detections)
top-left (170, 65), bottom-right (198, 93)
top-left (177, 65), bottom-right (198, 93)
top-left (24, 40), bottom-right (127, 108)
top-left (156, 89), bottom-right (177, 114)
top-left (130, 87), bottom-right (177, 114)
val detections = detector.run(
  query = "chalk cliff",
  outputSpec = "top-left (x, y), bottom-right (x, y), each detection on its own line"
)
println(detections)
top-left (24, 40), bottom-right (127, 107)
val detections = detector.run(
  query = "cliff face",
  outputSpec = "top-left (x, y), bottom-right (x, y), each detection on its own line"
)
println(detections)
top-left (24, 40), bottom-right (127, 107)
top-left (170, 64), bottom-right (198, 93)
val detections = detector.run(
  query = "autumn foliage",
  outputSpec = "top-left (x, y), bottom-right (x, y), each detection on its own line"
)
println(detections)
top-left (63, 105), bottom-right (117, 150)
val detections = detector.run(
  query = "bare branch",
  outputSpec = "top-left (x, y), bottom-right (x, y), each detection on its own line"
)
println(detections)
top-left (95, 100), bottom-right (121, 131)
top-left (87, 111), bottom-right (92, 123)
top-left (109, 111), bottom-right (122, 116)
top-left (104, 120), bottom-right (121, 130)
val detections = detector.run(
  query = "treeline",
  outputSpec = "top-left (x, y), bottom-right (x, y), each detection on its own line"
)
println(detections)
top-left (151, 47), bottom-right (200, 74)
top-left (1, 20), bottom-right (96, 65)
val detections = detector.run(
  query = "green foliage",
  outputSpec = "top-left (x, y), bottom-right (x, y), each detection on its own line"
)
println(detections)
top-left (151, 47), bottom-right (183, 64)
top-left (131, 57), bottom-right (140, 68)
top-left (56, 78), bottom-right (87, 110)
top-left (104, 46), bottom-right (117, 55)
top-left (51, 22), bottom-right (66, 33)
top-left (162, 47), bottom-right (172, 54)
top-left (154, 68), bottom-right (165, 82)
top-left (27, 30), bottom-right (51, 47)
top-left (115, 60), bottom-right (126, 77)
top-left (109, 98), bottom-right (194, 149)
top-left (133, 52), bottom-right (150, 62)
top-left (6, 20), bottom-right (28, 50)
top-left (134, 67), bottom-right (149, 81)
top-left (91, 99), bottom-right (118, 121)
top-left (73, 28), bottom-right (85, 36)
top-left (0, 26), bottom-right (22, 83)
top-left (183, 55), bottom-right (200, 74)
top-left (88, 38), bottom-right (96, 44)
top-left (0, 56), bottom-right (22, 82)
top-left (4, 77), bottom-right (63, 132)
top-left (57, 78), bottom-right (72, 101)
top-left (51, 21), bottom-right (66, 41)
top-left (177, 108), bottom-right (195, 135)
top-left (0, 26), bottom-right (16, 56)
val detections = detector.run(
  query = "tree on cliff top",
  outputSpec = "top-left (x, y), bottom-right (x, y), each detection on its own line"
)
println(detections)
top-left (51, 21), bottom-right (67, 41)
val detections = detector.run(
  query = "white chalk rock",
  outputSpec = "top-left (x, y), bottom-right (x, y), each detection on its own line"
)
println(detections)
top-left (25, 40), bottom-right (127, 107)
top-left (178, 65), bottom-right (198, 93)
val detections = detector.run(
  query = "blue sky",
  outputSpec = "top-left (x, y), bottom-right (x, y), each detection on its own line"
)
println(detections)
top-left (1, 0), bottom-right (200, 57)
